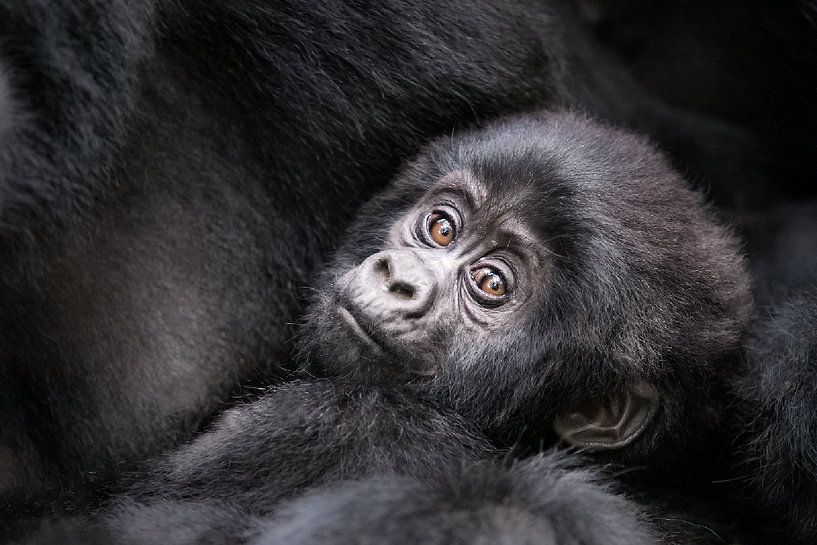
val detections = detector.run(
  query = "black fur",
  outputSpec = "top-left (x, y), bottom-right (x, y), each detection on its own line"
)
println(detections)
top-left (253, 454), bottom-right (659, 545)
top-left (13, 112), bottom-right (750, 544)
top-left (703, 193), bottom-right (817, 542)
top-left (11, 382), bottom-right (492, 543)
top-left (299, 111), bottom-right (752, 471)
top-left (125, 382), bottom-right (493, 510)
top-left (0, 0), bottom-right (564, 503)
top-left (731, 288), bottom-right (817, 543)
top-left (0, 0), bottom-right (156, 230)
top-left (0, 0), bottom-right (761, 510)
top-left (0, 61), bottom-right (14, 139)
top-left (20, 453), bottom-right (676, 545)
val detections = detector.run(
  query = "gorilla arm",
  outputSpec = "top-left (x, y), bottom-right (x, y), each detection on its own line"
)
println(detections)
top-left (20, 385), bottom-right (708, 545)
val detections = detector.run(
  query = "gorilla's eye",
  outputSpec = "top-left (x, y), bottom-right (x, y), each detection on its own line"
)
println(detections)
top-left (471, 266), bottom-right (507, 297)
top-left (426, 212), bottom-right (457, 247)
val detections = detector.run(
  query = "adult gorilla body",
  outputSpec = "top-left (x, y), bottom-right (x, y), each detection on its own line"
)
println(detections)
top-left (0, 0), bottom-right (562, 503)
top-left (0, 0), bottom-right (754, 520)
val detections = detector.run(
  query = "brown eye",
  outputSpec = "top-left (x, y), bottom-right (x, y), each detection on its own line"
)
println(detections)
top-left (427, 212), bottom-right (456, 246)
top-left (471, 267), bottom-right (506, 297)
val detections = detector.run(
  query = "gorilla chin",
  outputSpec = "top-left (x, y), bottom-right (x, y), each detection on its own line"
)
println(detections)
top-left (307, 280), bottom-right (440, 382)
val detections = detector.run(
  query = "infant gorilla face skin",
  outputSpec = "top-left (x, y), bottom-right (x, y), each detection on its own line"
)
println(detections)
top-left (299, 111), bottom-right (752, 456)
top-left (331, 169), bottom-right (549, 378)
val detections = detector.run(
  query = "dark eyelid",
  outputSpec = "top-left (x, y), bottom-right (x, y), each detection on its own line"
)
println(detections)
top-left (466, 257), bottom-right (515, 307)
top-left (430, 206), bottom-right (461, 236)
top-left (426, 187), bottom-right (475, 213)
top-left (476, 258), bottom-right (514, 291)
top-left (477, 252), bottom-right (517, 280)
top-left (417, 208), bottom-right (458, 247)
top-left (431, 206), bottom-right (460, 226)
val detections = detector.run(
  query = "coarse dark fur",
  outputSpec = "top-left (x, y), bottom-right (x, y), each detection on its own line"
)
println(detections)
top-left (21, 452), bottom-right (679, 545)
top-left (730, 288), bottom-right (817, 544)
top-left (0, 0), bottom-right (571, 505)
top-left (15, 112), bottom-right (750, 544)
top-left (0, 0), bottom-right (762, 512)
top-left (721, 199), bottom-right (817, 544)
top-left (252, 453), bottom-right (662, 545)
top-left (20, 407), bottom-right (724, 545)
top-left (571, 10), bottom-right (817, 538)
top-left (13, 381), bottom-right (495, 544)
top-left (0, 62), bottom-right (15, 141)
top-left (298, 111), bottom-right (752, 472)
top-left (250, 455), bottom-right (728, 545)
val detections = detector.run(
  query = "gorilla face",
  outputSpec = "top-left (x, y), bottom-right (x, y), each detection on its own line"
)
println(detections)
top-left (298, 111), bottom-right (752, 452)
top-left (328, 170), bottom-right (551, 378)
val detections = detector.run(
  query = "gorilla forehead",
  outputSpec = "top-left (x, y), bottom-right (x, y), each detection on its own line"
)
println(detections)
top-left (419, 112), bottom-right (680, 245)
top-left (449, 112), bottom-right (660, 182)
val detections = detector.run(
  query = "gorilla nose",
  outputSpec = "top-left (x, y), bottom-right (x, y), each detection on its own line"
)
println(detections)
top-left (360, 250), bottom-right (436, 316)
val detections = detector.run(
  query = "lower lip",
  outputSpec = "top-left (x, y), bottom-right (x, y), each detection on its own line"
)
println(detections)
top-left (337, 306), bottom-right (382, 353)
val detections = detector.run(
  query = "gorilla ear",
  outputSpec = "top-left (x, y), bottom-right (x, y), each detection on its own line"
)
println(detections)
top-left (553, 383), bottom-right (660, 450)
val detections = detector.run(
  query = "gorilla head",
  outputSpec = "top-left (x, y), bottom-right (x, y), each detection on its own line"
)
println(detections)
top-left (298, 111), bottom-right (752, 462)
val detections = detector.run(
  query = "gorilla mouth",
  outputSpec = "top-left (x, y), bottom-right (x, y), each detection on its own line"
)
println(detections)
top-left (336, 305), bottom-right (385, 355)
top-left (335, 304), bottom-right (438, 379)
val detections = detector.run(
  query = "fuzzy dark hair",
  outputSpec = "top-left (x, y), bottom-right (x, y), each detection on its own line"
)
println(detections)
top-left (298, 111), bottom-right (753, 468)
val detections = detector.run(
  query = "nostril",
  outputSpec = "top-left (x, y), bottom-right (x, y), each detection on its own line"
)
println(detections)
top-left (388, 281), bottom-right (415, 300)
top-left (374, 257), bottom-right (391, 283)
top-left (366, 251), bottom-right (431, 308)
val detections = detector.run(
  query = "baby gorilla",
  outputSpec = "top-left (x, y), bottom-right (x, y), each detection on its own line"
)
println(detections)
top-left (17, 112), bottom-right (750, 545)
top-left (300, 110), bottom-right (751, 467)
